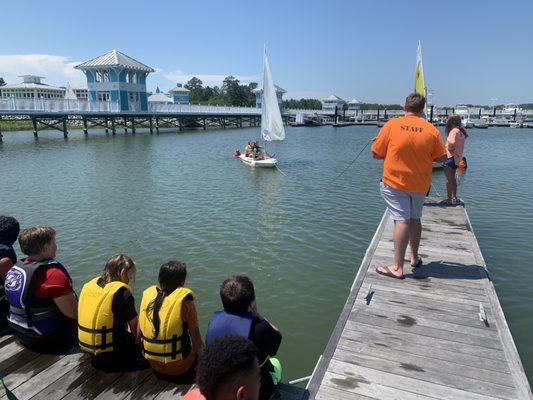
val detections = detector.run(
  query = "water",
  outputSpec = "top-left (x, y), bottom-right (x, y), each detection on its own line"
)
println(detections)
top-left (1, 125), bottom-right (532, 383)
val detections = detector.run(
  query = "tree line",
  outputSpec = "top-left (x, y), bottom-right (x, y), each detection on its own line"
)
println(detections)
top-left (184, 77), bottom-right (257, 107)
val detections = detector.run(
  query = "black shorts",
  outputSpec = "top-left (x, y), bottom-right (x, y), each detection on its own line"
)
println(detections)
top-left (443, 156), bottom-right (458, 170)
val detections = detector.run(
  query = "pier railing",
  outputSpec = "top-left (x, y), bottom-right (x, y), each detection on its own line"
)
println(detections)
top-left (0, 97), bottom-right (120, 113)
top-left (148, 103), bottom-right (261, 115)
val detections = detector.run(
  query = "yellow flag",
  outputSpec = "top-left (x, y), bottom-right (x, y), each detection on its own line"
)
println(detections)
top-left (414, 40), bottom-right (427, 114)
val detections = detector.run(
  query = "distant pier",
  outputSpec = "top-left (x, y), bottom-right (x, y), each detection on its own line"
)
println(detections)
top-left (306, 201), bottom-right (532, 399)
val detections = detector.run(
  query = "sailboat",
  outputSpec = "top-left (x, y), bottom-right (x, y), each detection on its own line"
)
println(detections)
top-left (239, 48), bottom-right (285, 168)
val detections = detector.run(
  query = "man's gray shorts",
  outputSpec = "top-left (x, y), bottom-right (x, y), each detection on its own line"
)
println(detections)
top-left (380, 183), bottom-right (426, 221)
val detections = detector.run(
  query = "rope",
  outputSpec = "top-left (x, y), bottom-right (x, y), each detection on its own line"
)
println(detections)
top-left (329, 138), bottom-right (372, 184)
top-left (275, 164), bottom-right (288, 176)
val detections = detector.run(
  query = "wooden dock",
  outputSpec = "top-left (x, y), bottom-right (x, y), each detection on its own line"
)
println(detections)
top-left (0, 334), bottom-right (307, 400)
top-left (307, 202), bottom-right (532, 399)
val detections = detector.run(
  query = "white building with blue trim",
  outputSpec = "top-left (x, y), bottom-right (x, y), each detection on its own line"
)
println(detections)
top-left (348, 98), bottom-right (361, 111)
top-left (74, 50), bottom-right (154, 112)
top-left (253, 85), bottom-right (286, 109)
top-left (168, 84), bottom-right (190, 104)
top-left (322, 94), bottom-right (345, 112)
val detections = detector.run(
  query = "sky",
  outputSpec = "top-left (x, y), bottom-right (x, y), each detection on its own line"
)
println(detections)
top-left (0, 0), bottom-right (532, 105)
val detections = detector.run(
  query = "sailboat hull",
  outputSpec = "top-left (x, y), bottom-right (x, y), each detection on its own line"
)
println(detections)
top-left (239, 154), bottom-right (277, 168)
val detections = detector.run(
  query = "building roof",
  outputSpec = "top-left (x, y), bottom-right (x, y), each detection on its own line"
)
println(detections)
top-left (0, 82), bottom-right (65, 91)
top-left (148, 93), bottom-right (173, 103)
top-left (168, 85), bottom-right (190, 93)
top-left (324, 94), bottom-right (345, 102)
top-left (74, 50), bottom-right (155, 73)
top-left (252, 84), bottom-right (286, 94)
top-left (349, 98), bottom-right (360, 104)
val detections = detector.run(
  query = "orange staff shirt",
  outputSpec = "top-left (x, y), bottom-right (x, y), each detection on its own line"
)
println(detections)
top-left (371, 115), bottom-right (446, 194)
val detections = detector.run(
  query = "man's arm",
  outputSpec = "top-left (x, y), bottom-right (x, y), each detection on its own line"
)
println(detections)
top-left (370, 125), bottom-right (389, 160)
top-left (0, 257), bottom-right (14, 279)
top-left (53, 292), bottom-right (78, 319)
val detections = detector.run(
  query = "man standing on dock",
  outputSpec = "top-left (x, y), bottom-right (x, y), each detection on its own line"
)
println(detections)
top-left (371, 93), bottom-right (446, 279)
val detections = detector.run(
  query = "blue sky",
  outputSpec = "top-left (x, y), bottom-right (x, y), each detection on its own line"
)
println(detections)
top-left (1, 0), bottom-right (532, 105)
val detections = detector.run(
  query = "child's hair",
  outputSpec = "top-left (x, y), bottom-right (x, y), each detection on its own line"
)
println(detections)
top-left (445, 115), bottom-right (468, 138)
top-left (18, 226), bottom-right (56, 256)
top-left (101, 254), bottom-right (136, 284)
top-left (196, 336), bottom-right (258, 399)
top-left (220, 275), bottom-right (255, 315)
top-left (146, 261), bottom-right (187, 338)
top-left (0, 216), bottom-right (20, 246)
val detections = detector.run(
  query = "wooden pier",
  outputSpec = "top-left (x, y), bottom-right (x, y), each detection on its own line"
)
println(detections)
top-left (307, 201), bottom-right (532, 399)
top-left (0, 334), bottom-right (307, 399)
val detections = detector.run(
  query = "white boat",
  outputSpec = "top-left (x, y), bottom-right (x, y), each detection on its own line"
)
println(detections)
top-left (509, 121), bottom-right (523, 128)
top-left (471, 119), bottom-right (488, 129)
top-left (492, 117), bottom-right (510, 127)
top-left (238, 154), bottom-right (277, 167)
top-left (240, 47), bottom-right (285, 169)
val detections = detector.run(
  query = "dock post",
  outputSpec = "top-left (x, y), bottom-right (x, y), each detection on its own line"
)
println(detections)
top-left (429, 105), bottom-right (434, 123)
top-left (155, 117), bottom-right (160, 133)
top-left (178, 118), bottom-right (183, 131)
top-left (377, 109), bottom-right (380, 121)
top-left (32, 117), bottom-right (38, 138)
top-left (131, 117), bottom-right (136, 134)
top-left (124, 117), bottom-right (128, 133)
top-left (149, 117), bottom-right (154, 134)
top-left (0, 120), bottom-right (3, 143)
top-left (222, 117), bottom-right (226, 129)
top-left (203, 117), bottom-right (206, 130)
top-left (62, 117), bottom-right (68, 138)
top-left (239, 117), bottom-right (242, 128)
top-left (82, 117), bottom-right (88, 135)
top-left (493, 107), bottom-right (496, 117)
top-left (111, 118), bottom-right (116, 135)
top-left (104, 117), bottom-right (109, 133)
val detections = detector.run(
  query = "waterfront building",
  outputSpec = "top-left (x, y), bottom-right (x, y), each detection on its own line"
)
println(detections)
top-left (65, 84), bottom-right (88, 101)
top-left (74, 50), bottom-right (155, 112)
top-left (148, 92), bottom-right (173, 103)
top-left (0, 75), bottom-right (65, 99)
top-left (168, 84), bottom-right (190, 104)
top-left (348, 98), bottom-right (361, 111)
top-left (322, 94), bottom-right (345, 112)
top-left (253, 85), bottom-right (286, 109)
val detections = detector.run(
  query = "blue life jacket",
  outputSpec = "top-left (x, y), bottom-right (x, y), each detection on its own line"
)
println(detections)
top-left (0, 244), bottom-right (17, 327)
top-left (205, 311), bottom-right (254, 345)
top-left (5, 258), bottom-right (72, 337)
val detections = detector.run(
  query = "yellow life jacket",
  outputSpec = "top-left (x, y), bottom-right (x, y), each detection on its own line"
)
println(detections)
top-left (78, 277), bottom-right (131, 355)
top-left (139, 285), bottom-right (194, 363)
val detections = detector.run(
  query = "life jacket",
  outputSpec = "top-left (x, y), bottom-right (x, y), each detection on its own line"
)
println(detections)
top-left (4, 258), bottom-right (72, 336)
top-left (78, 277), bottom-right (131, 355)
top-left (205, 311), bottom-right (254, 345)
top-left (139, 285), bottom-right (194, 363)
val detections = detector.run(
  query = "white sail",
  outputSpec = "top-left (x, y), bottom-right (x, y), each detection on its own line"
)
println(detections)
top-left (261, 49), bottom-right (285, 142)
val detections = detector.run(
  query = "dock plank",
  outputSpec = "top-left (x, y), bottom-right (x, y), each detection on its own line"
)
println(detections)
top-left (307, 205), bottom-right (533, 399)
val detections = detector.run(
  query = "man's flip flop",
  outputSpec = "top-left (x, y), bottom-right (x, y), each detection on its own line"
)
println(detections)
top-left (410, 258), bottom-right (423, 268)
top-left (375, 266), bottom-right (404, 280)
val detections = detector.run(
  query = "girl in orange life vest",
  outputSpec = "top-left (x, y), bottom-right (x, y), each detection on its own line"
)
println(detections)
top-left (139, 261), bottom-right (204, 380)
top-left (78, 254), bottom-right (147, 372)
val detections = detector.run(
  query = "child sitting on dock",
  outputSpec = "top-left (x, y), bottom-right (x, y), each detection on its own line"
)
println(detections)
top-left (139, 261), bottom-right (204, 380)
top-left (182, 336), bottom-right (260, 400)
top-left (4, 226), bottom-right (78, 351)
top-left (205, 276), bottom-right (282, 400)
top-left (78, 254), bottom-right (147, 371)
top-left (0, 215), bottom-right (20, 330)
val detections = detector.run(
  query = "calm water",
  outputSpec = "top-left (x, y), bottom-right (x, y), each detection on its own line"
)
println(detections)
top-left (1, 125), bottom-right (532, 383)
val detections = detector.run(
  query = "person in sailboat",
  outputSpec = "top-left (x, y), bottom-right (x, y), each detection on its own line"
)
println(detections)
top-left (244, 142), bottom-right (253, 157)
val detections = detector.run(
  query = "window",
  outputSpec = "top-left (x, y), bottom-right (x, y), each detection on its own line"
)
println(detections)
top-left (97, 91), bottom-right (111, 102)
top-left (128, 92), bottom-right (138, 102)
top-left (102, 70), bottom-right (110, 82)
top-left (127, 72), bottom-right (137, 84)
top-left (95, 71), bottom-right (103, 82)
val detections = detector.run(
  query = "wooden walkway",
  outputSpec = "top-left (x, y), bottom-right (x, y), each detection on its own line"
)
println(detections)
top-left (307, 202), bottom-right (533, 399)
top-left (0, 334), bottom-right (307, 400)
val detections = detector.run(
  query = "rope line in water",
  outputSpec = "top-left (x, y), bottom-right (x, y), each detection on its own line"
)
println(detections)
top-left (329, 138), bottom-right (373, 184)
